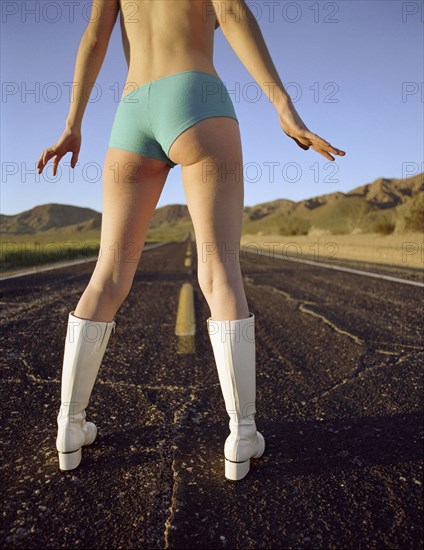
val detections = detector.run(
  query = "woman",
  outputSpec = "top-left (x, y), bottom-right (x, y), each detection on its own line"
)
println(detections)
top-left (37, 0), bottom-right (345, 481)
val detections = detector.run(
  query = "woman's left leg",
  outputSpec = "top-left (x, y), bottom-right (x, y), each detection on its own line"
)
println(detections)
top-left (56, 148), bottom-right (171, 470)
top-left (74, 149), bottom-right (171, 322)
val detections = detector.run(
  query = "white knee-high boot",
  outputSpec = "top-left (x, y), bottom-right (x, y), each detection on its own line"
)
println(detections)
top-left (206, 311), bottom-right (265, 480)
top-left (56, 310), bottom-right (116, 471)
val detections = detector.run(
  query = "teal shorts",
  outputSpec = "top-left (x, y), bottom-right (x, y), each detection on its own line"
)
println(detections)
top-left (108, 70), bottom-right (239, 168)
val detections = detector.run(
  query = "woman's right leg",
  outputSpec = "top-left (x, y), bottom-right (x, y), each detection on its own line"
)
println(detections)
top-left (168, 116), bottom-right (265, 481)
top-left (73, 148), bottom-right (171, 322)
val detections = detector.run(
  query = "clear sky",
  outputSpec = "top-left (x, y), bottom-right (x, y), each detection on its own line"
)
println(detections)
top-left (1, 0), bottom-right (423, 215)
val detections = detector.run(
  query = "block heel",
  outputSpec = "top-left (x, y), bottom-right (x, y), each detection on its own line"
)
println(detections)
top-left (58, 448), bottom-right (82, 471)
top-left (225, 457), bottom-right (250, 481)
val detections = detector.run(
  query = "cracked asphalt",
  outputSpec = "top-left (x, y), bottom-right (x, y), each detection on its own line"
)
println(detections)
top-left (1, 239), bottom-right (423, 549)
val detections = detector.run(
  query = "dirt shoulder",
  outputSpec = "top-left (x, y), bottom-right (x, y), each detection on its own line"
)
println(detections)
top-left (240, 232), bottom-right (424, 270)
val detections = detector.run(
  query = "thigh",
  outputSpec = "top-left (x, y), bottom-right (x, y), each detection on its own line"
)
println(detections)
top-left (89, 148), bottom-right (171, 292)
top-left (170, 116), bottom-right (244, 276)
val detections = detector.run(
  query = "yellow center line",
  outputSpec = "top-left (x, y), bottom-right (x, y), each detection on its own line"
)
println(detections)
top-left (175, 281), bottom-right (196, 354)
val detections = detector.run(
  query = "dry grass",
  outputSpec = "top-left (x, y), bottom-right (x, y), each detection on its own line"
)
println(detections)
top-left (240, 232), bottom-right (424, 270)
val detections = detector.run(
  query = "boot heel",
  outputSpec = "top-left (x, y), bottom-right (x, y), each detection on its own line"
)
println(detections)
top-left (225, 457), bottom-right (250, 481)
top-left (58, 448), bottom-right (82, 471)
top-left (252, 431), bottom-right (266, 458)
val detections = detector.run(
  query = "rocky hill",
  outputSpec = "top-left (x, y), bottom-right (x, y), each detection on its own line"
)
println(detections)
top-left (1, 173), bottom-right (422, 237)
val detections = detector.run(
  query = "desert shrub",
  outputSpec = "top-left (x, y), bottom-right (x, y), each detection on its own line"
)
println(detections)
top-left (372, 220), bottom-right (396, 235)
top-left (404, 193), bottom-right (424, 232)
top-left (330, 226), bottom-right (350, 235)
top-left (278, 217), bottom-right (311, 236)
top-left (1, 242), bottom-right (100, 270)
top-left (362, 210), bottom-right (396, 235)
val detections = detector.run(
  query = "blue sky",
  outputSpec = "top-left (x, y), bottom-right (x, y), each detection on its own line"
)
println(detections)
top-left (1, 0), bottom-right (423, 215)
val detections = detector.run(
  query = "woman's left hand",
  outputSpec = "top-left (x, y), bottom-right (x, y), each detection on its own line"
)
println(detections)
top-left (37, 126), bottom-right (81, 176)
top-left (278, 97), bottom-right (346, 161)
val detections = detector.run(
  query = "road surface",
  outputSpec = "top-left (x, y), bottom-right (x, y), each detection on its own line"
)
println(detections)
top-left (1, 239), bottom-right (422, 548)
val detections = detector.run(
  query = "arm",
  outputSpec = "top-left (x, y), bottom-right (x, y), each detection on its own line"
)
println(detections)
top-left (215, 0), bottom-right (290, 112)
top-left (215, 0), bottom-right (346, 161)
top-left (37, 0), bottom-right (119, 175)
top-left (66, 0), bottom-right (119, 130)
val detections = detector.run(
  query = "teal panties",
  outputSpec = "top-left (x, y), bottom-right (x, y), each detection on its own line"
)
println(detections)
top-left (108, 70), bottom-right (239, 168)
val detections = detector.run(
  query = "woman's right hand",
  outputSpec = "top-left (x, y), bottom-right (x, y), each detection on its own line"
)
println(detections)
top-left (37, 126), bottom-right (82, 176)
top-left (278, 97), bottom-right (346, 161)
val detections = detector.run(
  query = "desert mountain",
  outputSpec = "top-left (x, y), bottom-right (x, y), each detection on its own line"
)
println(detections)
top-left (0, 203), bottom-right (102, 234)
top-left (344, 173), bottom-right (423, 208)
top-left (0, 202), bottom-right (191, 234)
top-left (149, 204), bottom-right (192, 226)
top-left (1, 173), bottom-right (422, 236)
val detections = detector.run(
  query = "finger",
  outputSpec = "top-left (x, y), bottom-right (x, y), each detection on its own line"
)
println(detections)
top-left (37, 151), bottom-right (49, 173)
top-left (313, 145), bottom-right (335, 161)
top-left (322, 151), bottom-right (335, 161)
top-left (70, 152), bottom-right (79, 168)
top-left (310, 135), bottom-right (347, 158)
top-left (305, 131), bottom-right (331, 147)
top-left (37, 151), bottom-right (46, 169)
top-left (325, 144), bottom-right (345, 156)
top-left (42, 147), bottom-right (57, 166)
top-left (52, 154), bottom-right (63, 176)
top-left (44, 153), bottom-right (58, 174)
top-left (311, 135), bottom-right (346, 156)
top-left (39, 145), bottom-right (59, 173)
top-left (52, 153), bottom-right (62, 175)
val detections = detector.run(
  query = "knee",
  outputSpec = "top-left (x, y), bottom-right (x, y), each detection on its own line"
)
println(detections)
top-left (198, 272), bottom-right (213, 298)
top-left (197, 268), bottom-right (240, 300)
top-left (89, 277), bottom-right (132, 306)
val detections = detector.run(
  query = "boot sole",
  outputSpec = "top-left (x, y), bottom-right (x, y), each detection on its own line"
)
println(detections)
top-left (58, 448), bottom-right (82, 471)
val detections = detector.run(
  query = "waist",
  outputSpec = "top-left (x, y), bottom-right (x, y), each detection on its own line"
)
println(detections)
top-left (121, 70), bottom-right (227, 102)
top-left (125, 54), bottom-right (219, 91)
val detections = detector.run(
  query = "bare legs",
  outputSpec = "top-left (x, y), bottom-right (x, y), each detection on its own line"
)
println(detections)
top-left (73, 149), bottom-right (171, 322)
top-left (73, 116), bottom-right (249, 323)
top-left (168, 116), bottom-right (249, 321)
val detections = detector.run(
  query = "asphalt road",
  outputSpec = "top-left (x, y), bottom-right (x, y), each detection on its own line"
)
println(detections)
top-left (1, 239), bottom-right (423, 549)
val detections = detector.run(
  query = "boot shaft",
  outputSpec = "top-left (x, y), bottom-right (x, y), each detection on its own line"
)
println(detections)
top-left (60, 311), bottom-right (116, 415)
top-left (206, 312), bottom-right (257, 424)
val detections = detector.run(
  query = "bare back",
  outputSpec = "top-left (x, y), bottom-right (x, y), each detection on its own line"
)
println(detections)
top-left (119, 0), bottom-right (220, 91)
